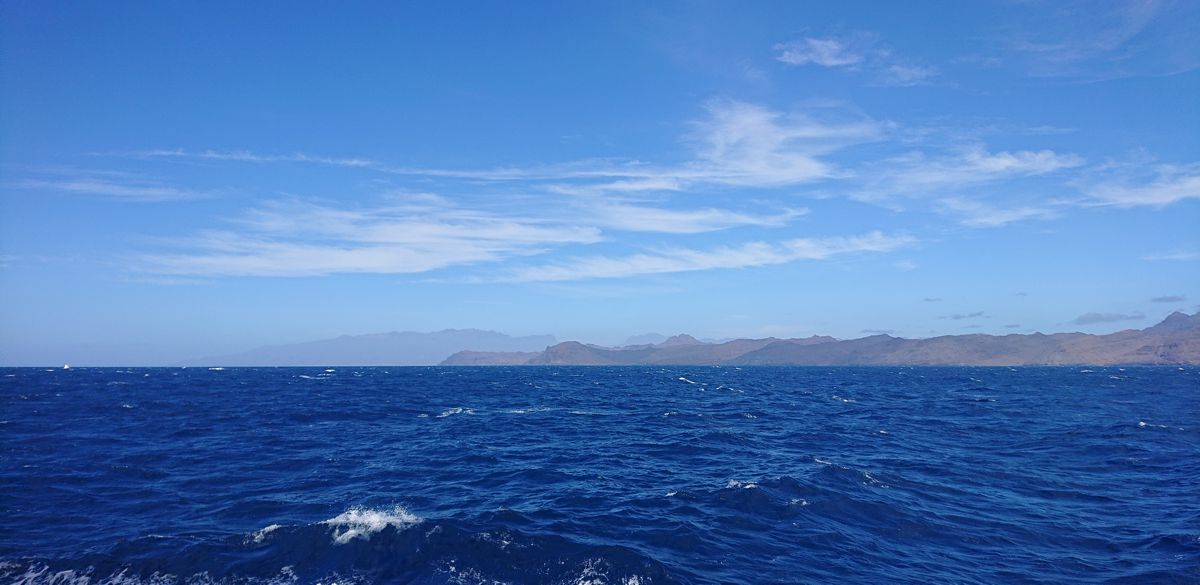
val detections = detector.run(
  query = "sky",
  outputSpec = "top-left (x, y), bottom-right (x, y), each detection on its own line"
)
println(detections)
top-left (1, 0), bottom-right (1198, 365)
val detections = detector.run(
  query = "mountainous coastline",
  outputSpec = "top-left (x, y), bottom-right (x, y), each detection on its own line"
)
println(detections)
top-left (442, 312), bottom-right (1200, 366)
top-left (187, 329), bottom-right (557, 366)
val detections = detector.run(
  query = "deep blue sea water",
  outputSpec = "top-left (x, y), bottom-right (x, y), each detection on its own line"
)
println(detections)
top-left (1, 366), bottom-right (1198, 584)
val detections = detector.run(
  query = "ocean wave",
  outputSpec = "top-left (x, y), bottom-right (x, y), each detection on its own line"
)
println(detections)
top-left (321, 506), bottom-right (422, 545)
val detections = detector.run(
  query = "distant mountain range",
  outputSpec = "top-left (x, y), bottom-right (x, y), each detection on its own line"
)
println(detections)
top-left (442, 312), bottom-right (1200, 366)
top-left (187, 329), bottom-right (557, 366)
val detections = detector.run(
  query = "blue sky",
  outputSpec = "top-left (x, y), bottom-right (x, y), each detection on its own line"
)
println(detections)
top-left (1, 1), bottom-right (1198, 364)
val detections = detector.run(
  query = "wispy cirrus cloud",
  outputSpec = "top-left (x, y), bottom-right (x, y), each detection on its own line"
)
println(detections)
top-left (775, 37), bottom-right (865, 67)
top-left (1084, 162), bottom-right (1200, 207)
top-left (504, 231), bottom-right (913, 282)
top-left (139, 196), bottom-right (602, 277)
top-left (583, 202), bottom-right (806, 234)
top-left (858, 145), bottom-right (1083, 201)
top-left (7, 170), bottom-right (212, 202)
top-left (936, 198), bottom-right (1058, 228)
top-left (1142, 250), bottom-right (1200, 261)
top-left (116, 97), bottom-right (1190, 244)
top-left (774, 33), bottom-right (938, 86)
top-left (1000, 0), bottom-right (1199, 79)
top-left (131, 100), bottom-right (884, 193)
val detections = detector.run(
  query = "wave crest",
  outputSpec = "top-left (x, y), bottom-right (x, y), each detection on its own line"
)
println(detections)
top-left (322, 506), bottom-right (422, 545)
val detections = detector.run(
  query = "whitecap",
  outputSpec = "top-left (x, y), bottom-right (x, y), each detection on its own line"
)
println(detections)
top-left (322, 505), bottom-right (422, 545)
top-left (725, 479), bottom-right (758, 489)
top-left (814, 457), bottom-right (832, 465)
top-left (208, 367), bottom-right (225, 371)
top-left (324, 369), bottom-right (335, 373)
top-left (1138, 421), bottom-right (1167, 429)
top-left (437, 407), bottom-right (473, 418)
top-left (248, 523), bottom-right (282, 544)
top-left (677, 377), bottom-right (697, 385)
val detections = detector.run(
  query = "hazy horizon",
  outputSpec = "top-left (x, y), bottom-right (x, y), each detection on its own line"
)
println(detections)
top-left (4, 310), bottom-right (1195, 367)
top-left (2, 2), bottom-right (1198, 365)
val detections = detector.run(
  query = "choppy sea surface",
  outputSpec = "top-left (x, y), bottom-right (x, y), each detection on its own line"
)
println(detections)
top-left (1, 366), bottom-right (1198, 584)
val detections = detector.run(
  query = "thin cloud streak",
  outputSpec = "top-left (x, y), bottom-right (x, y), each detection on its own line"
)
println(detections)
top-left (584, 202), bottom-right (807, 234)
top-left (1086, 163), bottom-right (1200, 207)
top-left (139, 198), bottom-right (603, 277)
top-left (10, 177), bottom-right (211, 202)
top-left (504, 231), bottom-right (913, 282)
top-left (774, 33), bottom-right (939, 86)
top-left (131, 100), bottom-right (885, 191)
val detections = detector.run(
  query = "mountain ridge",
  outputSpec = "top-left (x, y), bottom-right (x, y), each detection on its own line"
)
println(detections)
top-left (441, 312), bottom-right (1200, 366)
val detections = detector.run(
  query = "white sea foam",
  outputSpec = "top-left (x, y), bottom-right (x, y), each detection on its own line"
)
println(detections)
top-left (249, 523), bottom-right (282, 544)
top-left (1138, 421), bottom-right (1167, 429)
top-left (2, 562), bottom-right (305, 585)
top-left (504, 406), bottom-right (552, 414)
top-left (322, 506), bottom-right (422, 545)
top-left (677, 377), bottom-right (697, 385)
top-left (437, 407), bottom-right (474, 418)
top-left (208, 367), bottom-right (225, 371)
top-left (814, 457), bottom-right (832, 465)
top-left (726, 479), bottom-right (758, 489)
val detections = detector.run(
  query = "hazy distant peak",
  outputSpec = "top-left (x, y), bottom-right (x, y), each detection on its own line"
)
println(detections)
top-left (623, 333), bottom-right (668, 346)
top-left (659, 334), bottom-right (704, 347)
top-left (187, 329), bottom-right (557, 366)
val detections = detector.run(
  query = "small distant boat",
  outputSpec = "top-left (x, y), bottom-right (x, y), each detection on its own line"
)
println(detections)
top-left (62, 364), bottom-right (70, 370)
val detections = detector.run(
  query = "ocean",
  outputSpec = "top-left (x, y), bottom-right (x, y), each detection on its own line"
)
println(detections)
top-left (1, 366), bottom-right (1197, 584)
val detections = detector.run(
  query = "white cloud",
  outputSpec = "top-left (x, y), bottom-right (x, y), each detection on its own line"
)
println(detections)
top-left (682, 99), bottom-right (882, 187)
top-left (585, 202), bottom-right (806, 234)
top-left (850, 145), bottom-right (1084, 221)
top-left (1142, 250), bottom-right (1200, 261)
top-left (10, 176), bottom-right (209, 202)
top-left (1086, 163), bottom-right (1200, 207)
top-left (133, 149), bottom-right (376, 169)
top-left (139, 198), bottom-right (602, 277)
top-left (937, 198), bottom-right (1058, 228)
top-left (1003, 1), bottom-right (1198, 79)
top-left (774, 33), bottom-right (938, 86)
top-left (506, 231), bottom-right (913, 282)
top-left (867, 146), bottom-right (1083, 196)
top-left (774, 38), bottom-right (864, 67)
top-left (131, 100), bottom-right (884, 193)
